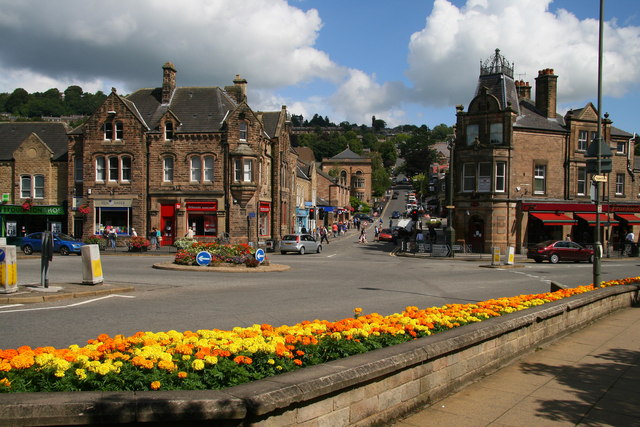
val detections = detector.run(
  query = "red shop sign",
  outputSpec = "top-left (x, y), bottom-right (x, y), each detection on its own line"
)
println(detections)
top-left (186, 201), bottom-right (218, 211)
top-left (259, 202), bottom-right (270, 213)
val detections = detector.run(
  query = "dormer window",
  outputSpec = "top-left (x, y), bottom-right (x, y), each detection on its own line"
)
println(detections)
top-left (165, 122), bottom-right (173, 141)
top-left (239, 122), bottom-right (247, 141)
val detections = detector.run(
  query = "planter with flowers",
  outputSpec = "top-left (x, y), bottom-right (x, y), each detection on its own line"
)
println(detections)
top-left (128, 236), bottom-right (151, 252)
top-left (21, 199), bottom-right (33, 211)
top-left (77, 204), bottom-right (90, 216)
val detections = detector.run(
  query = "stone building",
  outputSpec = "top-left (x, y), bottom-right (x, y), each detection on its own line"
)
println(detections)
top-left (453, 49), bottom-right (636, 254)
top-left (321, 147), bottom-right (373, 206)
top-left (67, 63), bottom-right (295, 246)
top-left (0, 122), bottom-right (69, 243)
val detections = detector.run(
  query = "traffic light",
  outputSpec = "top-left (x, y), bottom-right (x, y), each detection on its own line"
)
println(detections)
top-left (309, 208), bottom-right (315, 220)
top-left (318, 208), bottom-right (325, 220)
top-left (411, 209), bottom-right (419, 221)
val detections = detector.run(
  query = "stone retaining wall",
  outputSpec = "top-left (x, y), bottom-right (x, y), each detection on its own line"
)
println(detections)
top-left (1, 285), bottom-right (638, 426)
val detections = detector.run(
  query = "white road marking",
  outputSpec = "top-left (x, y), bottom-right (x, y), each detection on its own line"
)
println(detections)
top-left (0, 294), bottom-right (135, 314)
top-left (0, 304), bottom-right (24, 309)
top-left (327, 254), bottom-right (337, 258)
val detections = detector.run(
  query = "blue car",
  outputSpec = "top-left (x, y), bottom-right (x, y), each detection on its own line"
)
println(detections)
top-left (20, 232), bottom-right (85, 256)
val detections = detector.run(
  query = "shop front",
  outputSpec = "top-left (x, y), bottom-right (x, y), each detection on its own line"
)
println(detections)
top-left (0, 204), bottom-right (66, 245)
top-left (295, 207), bottom-right (309, 233)
top-left (186, 201), bottom-right (220, 239)
top-left (93, 199), bottom-right (133, 237)
top-left (259, 202), bottom-right (271, 238)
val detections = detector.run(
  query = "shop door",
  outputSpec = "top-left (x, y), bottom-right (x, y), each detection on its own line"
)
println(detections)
top-left (467, 216), bottom-right (485, 253)
top-left (160, 204), bottom-right (176, 246)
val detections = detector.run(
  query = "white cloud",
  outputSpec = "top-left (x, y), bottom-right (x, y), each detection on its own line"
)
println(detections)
top-left (407, 0), bottom-right (640, 108)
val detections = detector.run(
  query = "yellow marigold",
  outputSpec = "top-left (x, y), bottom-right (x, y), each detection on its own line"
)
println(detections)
top-left (150, 381), bottom-right (161, 390)
top-left (203, 356), bottom-right (218, 365)
top-left (75, 369), bottom-right (87, 380)
top-left (267, 359), bottom-right (275, 365)
top-left (191, 359), bottom-right (205, 371)
top-left (0, 377), bottom-right (11, 388)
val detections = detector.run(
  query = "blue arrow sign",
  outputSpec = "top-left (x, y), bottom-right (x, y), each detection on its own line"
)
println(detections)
top-left (196, 251), bottom-right (212, 266)
top-left (0, 249), bottom-right (4, 263)
top-left (254, 248), bottom-right (265, 263)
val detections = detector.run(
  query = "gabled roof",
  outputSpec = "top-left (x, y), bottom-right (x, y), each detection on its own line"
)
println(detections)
top-left (296, 162), bottom-right (311, 180)
top-left (260, 111), bottom-right (281, 138)
top-left (330, 147), bottom-right (366, 160)
top-left (294, 146), bottom-right (316, 163)
top-left (0, 122), bottom-right (69, 161)
top-left (126, 86), bottom-right (237, 133)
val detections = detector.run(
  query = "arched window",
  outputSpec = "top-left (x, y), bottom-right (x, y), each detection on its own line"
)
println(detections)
top-left (96, 156), bottom-right (106, 181)
top-left (203, 156), bottom-right (214, 182)
top-left (190, 157), bottom-right (202, 182)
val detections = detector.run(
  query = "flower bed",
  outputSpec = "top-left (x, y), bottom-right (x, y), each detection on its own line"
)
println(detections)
top-left (1, 277), bottom-right (638, 393)
top-left (173, 242), bottom-right (267, 267)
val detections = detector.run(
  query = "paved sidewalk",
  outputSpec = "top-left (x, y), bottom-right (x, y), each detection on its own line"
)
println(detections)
top-left (392, 306), bottom-right (640, 426)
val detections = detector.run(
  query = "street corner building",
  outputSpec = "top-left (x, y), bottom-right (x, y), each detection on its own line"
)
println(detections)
top-left (66, 63), bottom-right (298, 246)
top-left (452, 49), bottom-right (637, 255)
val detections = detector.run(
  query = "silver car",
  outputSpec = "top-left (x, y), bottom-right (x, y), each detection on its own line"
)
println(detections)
top-left (280, 234), bottom-right (322, 255)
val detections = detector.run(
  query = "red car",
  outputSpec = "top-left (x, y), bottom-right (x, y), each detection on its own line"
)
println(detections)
top-left (377, 228), bottom-right (393, 242)
top-left (527, 240), bottom-right (594, 264)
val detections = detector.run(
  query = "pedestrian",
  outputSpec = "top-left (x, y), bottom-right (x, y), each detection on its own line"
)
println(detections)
top-left (130, 227), bottom-right (137, 237)
top-left (429, 226), bottom-right (437, 243)
top-left (359, 228), bottom-right (367, 244)
top-left (374, 225), bottom-right (380, 239)
top-left (389, 219), bottom-right (392, 228)
top-left (107, 226), bottom-right (117, 249)
top-left (320, 226), bottom-right (330, 244)
top-left (185, 227), bottom-right (195, 239)
top-left (332, 223), bottom-right (338, 238)
top-left (149, 227), bottom-right (158, 250)
top-left (156, 227), bottom-right (163, 248)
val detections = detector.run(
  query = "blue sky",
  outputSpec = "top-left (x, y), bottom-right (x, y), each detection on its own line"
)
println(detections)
top-left (0, 0), bottom-right (638, 134)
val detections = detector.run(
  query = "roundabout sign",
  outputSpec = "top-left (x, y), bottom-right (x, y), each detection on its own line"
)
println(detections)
top-left (196, 251), bottom-right (212, 266)
top-left (254, 248), bottom-right (265, 264)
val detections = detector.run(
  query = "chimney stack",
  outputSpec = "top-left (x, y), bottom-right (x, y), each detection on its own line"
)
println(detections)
top-left (515, 80), bottom-right (531, 100)
top-left (162, 62), bottom-right (177, 104)
top-left (233, 74), bottom-right (248, 103)
top-left (535, 68), bottom-right (558, 119)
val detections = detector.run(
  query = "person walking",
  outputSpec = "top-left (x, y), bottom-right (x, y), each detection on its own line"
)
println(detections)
top-left (359, 228), bottom-right (367, 244)
top-left (107, 226), bottom-right (117, 249)
top-left (130, 227), bottom-right (137, 237)
top-left (149, 227), bottom-right (158, 250)
top-left (320, 226), bottom-right (330, 244)
top-left (332, 223), bottom-right (338, 238)
top-left (185, 227), bottom-right (195, 239)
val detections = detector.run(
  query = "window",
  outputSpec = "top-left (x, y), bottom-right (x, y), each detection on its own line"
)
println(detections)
top-left (121, 157), bottom-right (131, 182)
top-left (165, 122), bottom-right (173, 141)
top-left (616, 173), bottom-right (625, 195)
top-left (466, 124), bottom-right (479, 145)
top-left (204, 156), bottom-right (214, 182)
top-left (234, 159), bottom-right (242, 182)
top-left (115, 122), bottom-right (123, 140)
top-left (477, 162), bottom-right (492, 192)
top-left (104, 123), bottom-right (113, 140)
top-left (96, 157), bottom-right (106, 181)
top-left (163, 157), bottom-right (174, 182)
top-left (239, 122), bottom-right (247, 141)
top-left (490, 123), bottom-right (503, 144)
top-left (616, 139), bottom-right (626, 154)
top-left (234, 158), bottom-right (253, 182)
top-left (108, 157), bottom-right (119, 181)
top-left (20, 175), bottom-right (44, 199)
top-left (534, 164), bottom-right (546, 194)
top-left (495, 162), bottom-right (506, 192)
top-left (74, 155), bottom-right (83, 182)
top-left (462, 163), bottom-right (476, 192)
top-left (190, 157), bottom-right (202, 182)
top-left (578, 130), bottom-right (588, 151)
top-left (577, 167), bottom-right (586, 196)
top-left (243, 159), bottom-right (252, 182)
top-left (103, 121), bottom-right (124, 140)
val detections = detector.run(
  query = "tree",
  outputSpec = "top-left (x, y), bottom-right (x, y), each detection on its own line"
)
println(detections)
top-left (368, 152), bottom-right (390, 197)
top-left (398, 127), bottom-right (437, 177)
top-left (372, 118), bottom-right (386, 132)
top-left (375, 139), bottom-right (397, 170)
top-left (5, 88), bottom-right (29, 114)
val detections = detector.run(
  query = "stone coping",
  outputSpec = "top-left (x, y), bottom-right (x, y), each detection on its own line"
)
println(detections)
top-left (0, 284), bottom-right (637, 426)
top-left (152, 261), bottom-right (290, 273)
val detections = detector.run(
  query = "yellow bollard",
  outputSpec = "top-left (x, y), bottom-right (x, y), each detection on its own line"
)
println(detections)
top-left (0, 245), bottom-right (18, 293)
top-left (491, 247), bottom-right (501, 266)
top-left (81, 244), bottom-right (104, 285)
top-left (506, 246), bottom-right (515, 265)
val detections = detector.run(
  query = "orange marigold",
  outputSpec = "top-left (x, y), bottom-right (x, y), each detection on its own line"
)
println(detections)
top-left (150, 381), bottom-right (161, 390)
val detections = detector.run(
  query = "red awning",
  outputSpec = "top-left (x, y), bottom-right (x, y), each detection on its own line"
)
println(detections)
top-left (574, 213), bottom-right (618, 226)
top-left (615, 213), bottom-right (640, 224)
top-left (529, 212), bottom-right (576, 226)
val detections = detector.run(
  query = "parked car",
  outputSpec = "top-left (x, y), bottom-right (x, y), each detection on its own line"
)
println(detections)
top-left (280, 234), bottom-right (322, 255)
top-left (391, 211), bottom-right (400, 219)
top-left (527, 240), bottom-right (594, 264)
top-left (378, 228), bottom-right (393, 242)
top-left (20, 232), bottom-right (85, 256)
top-left (354, 214), bottom-right (374, 223)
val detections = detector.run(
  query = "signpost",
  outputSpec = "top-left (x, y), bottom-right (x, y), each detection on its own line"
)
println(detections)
top-left (196, 251), bottom-right (212, 266)
top-left (254, 248), bottom-right (266, 264)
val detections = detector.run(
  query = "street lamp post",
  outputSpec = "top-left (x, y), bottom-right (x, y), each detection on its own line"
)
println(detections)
top-left (445, 137), bottom-right (456, 257)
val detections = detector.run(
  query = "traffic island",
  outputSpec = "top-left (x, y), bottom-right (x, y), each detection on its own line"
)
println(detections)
top-left (0, 283), bottom-right (135, 305)
top-left (152, 261), bottom-right (291, 273)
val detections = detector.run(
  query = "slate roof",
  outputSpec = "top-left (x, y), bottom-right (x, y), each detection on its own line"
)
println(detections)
top-left (514, 100), bottom-right (566, 132)
top-left (474, 73), bottom-right (520, 115)
top-left (260, 111), bottom-right (281, 138)
top-left (126, 86), bottom-right (237, 133)
top-left (0, 122), bottom-right (69, 161)
top-left (330, 147), bottom-right (367, 160)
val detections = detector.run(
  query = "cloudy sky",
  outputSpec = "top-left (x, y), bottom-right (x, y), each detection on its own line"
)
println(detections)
top-left (0, 0), bottom-right (638, 133)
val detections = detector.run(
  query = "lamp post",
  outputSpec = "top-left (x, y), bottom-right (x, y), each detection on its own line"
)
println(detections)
top-left (445, 136), bottom-right (456, 257)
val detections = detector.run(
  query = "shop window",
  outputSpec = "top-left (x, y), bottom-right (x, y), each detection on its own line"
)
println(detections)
top-left (259, 203), bottom-right (270, 236)
top-left (495, 162), bottom-right (506, 192)
top-left (534, 164), bottom-right (546, 194)
top-left (616, 173), bottom-right (625, 195)
top-left (577, 167), bottom-right (586, 195)
top-left (578, 130), bottom-right (588, 151)
top-left (95, 208), bottom-right (131, 236)
top-left (490, 123), bottom-right (503, 144)
top-left (462, 163), bottom-right (476, 192)
top-left (186, 202), bottom-right (218, 236)
top-left (163, 157), bottom-right (174, 182)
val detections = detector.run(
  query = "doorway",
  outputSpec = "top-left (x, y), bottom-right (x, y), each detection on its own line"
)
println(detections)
top-left (160, 204), bottom-right (176, 246)
top-left (467, 216), bottom-right (485, 253)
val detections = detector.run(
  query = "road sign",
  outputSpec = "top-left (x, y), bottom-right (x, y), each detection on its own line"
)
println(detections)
top-left (254, 248), bottom-right (266, 263)
top-left (196, 251), bottom-right (212, 266)
top-left (592, 175), bottom-right (607, 182)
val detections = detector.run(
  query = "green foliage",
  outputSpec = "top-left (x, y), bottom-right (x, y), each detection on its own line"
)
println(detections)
top-left (0, 86), bottom-right (106, 118)
top-left (369, 152), bottom-right (391, 197)
top-left (398, 124), bottom-right (453, 177)
top-left (350, 197), bottom-right (371, 213)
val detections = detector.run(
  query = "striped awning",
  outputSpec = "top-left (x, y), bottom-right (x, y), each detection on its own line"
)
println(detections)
top-left (614, 213), bottom-right (640, 224)
top-left (529, 212), bottom-right (576, 226)
top-left (574, 213), bottom-right (618, 226)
